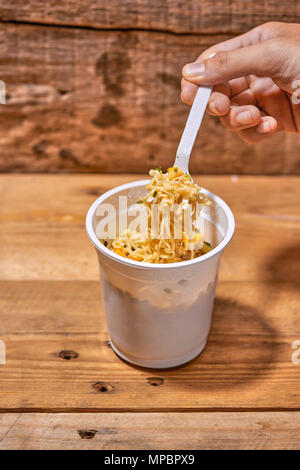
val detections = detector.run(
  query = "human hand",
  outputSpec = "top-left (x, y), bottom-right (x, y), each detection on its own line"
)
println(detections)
top-left (181, 22), bottom-right (300, 143)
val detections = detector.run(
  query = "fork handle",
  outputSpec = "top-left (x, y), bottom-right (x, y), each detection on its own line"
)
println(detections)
top-left (175, 86), bottom-right (212, 174)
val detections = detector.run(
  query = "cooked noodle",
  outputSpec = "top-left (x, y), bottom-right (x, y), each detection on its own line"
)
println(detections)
top-left (102, 167), bottom-right (213, 263)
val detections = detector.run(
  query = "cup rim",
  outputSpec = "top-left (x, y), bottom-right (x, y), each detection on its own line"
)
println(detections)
top-left (86, 179), bottom-right (235, 270)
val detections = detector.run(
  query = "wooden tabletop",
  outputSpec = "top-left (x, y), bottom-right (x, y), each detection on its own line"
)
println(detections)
top-left (0, 174), bottom-right (300, 449)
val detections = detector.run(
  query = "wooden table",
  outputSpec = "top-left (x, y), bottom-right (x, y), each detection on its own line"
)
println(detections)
top-left (0, 174), bottom-right (299, 449)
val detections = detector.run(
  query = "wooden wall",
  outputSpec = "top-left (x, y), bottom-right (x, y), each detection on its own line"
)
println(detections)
top-left (0, 1), bottom-right (300, 173)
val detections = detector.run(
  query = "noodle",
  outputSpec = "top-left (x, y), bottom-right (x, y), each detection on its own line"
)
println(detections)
top-left (101, 167), bottom-right (213, 263)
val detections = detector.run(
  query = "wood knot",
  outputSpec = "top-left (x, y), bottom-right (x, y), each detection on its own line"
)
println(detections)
top-left (147, 377), bottom-right (164, 386)
top-left (85, 187), bottom-right (103, 196)
top-left (164, 288), bottom-right (172, 294)
top-left (92, 381), bottom-right (114, 393)
top-left (77, 429), bottom-right (98, 439)
top-left (58, 350), bottom-right (79, 360)
top-left (91, 104), bottom-right (122, 128)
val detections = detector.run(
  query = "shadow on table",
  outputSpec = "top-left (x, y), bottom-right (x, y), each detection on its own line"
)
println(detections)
top-left (171, 242), bottom-right (300, 388)
top-left (178, 241), bottom-right (300, 390)
top-left (264, 241), bottom-right (300, 283)
top-left (118, 294), bottom-right (281, 390)
top-left (174, 295), bottom-right (281, 389)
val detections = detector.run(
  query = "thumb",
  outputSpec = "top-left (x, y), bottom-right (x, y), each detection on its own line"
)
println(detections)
top-left (183, 39), bottom-right (286, 89)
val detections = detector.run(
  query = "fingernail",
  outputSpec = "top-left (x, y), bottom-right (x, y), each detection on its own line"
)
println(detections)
top-left (209, 100), bottom-right (218, 114)
top-left (210, 99), bottom-right (224, 114)
top-left (184, 62), bottom-right (205, 77)
top-left (256, 121), bottom-right (272, 134)
top-left (236, 111), bottom-right (253, 125)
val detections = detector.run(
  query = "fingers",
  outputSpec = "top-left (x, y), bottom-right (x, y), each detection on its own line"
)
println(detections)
top-left (238, 116), bottom-right (278, 143)
top-left (181, 81), bottom-right (256, 126)
top-left (207, 92), bottom-right (230, 116)
top-left (226, 77), bottom-right (250, 98)
top-left (182, 75), bottom-right (250, 103)
top-left (181, 77), bottom-right (278, 143)
top-left (256, 116), bottom-right (278, 134)
top-left (182, 39), bottom-right (283, 88)
top-left (194, 23), bottom-right (267, 64)
top-left (181, 83), bottom-right (231, 116)
top-left (219, 105), bottom-right (261, 131)
top-left (230, 88), bottom-right (256, 106)
top-left (180, 27), bottom-right (261, 106)
top-left (208, 98), bottom-right (277, 142)
top-left (249, 76), bottom-right (296, 131)
top-left (181, 79), bottom-right (231, 107)
top-left (181, 78), bottom-right (198, 105)
top-left (206, 79), bottom-right (254, 116)
top-left (217, 104), bottom-right (277, 140)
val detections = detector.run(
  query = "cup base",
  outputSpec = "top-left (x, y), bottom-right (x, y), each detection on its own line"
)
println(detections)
top-left (109, 338), bottom-right (208, 369)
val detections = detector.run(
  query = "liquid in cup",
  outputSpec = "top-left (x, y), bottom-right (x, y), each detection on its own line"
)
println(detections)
top-left (86, 180), bottom-right (235, 368)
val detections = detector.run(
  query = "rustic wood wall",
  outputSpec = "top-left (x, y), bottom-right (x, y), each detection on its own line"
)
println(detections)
top-left (0, 1), bottom-right (300, 173)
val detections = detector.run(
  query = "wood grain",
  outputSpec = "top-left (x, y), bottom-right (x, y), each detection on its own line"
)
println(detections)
top-left (0, 279), bottom-right (299, 411)
top-left (0, 23), bottom-right (300, 174)
top-left (1, 174), bottom-right (299, 282)
top-left (0, 412), bottom-right (300, 449)
top-left (0, 174), bottom-right (299, 412)
top-left (0, 1), bottom-right (299, 34)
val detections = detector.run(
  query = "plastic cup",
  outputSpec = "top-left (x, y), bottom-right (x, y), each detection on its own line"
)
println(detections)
top-left (86, 180), bottom-right (235, 369)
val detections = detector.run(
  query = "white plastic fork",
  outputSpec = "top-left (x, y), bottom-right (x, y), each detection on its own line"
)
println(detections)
top-left (175, 86), bottom-right (212, 175)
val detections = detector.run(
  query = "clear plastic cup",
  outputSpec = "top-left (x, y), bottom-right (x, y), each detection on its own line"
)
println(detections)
top-left (86, 180), bottom-right (235, 369)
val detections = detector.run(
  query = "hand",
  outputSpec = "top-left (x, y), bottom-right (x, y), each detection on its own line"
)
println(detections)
top-left (181, 22), bottom-right (300, 143)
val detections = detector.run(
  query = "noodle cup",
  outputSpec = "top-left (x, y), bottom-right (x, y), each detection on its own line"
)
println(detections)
top-left (86, 180), bottom-right (235, 369)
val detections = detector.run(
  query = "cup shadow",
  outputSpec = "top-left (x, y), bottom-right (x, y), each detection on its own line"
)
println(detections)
top-left (113, 294), bottom-right (281, 391)
top-left (180, 296), bottom-right (281, 390)
top-left (174, 241), bottom-right (300, 390)
top-left (264, 241), bottom-right (300, 283)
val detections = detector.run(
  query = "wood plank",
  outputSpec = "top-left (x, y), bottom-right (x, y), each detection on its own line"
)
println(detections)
top-left (0, 279), bottom-right (299, 411)
top-left (0, 412), bottom-right (300, 449)
top-left (0, 1), bottom-right (300, 34)
top-left (1, 175), bottom-right (299, 282)
top-left (0, 23), bottom-right (299, 174)
top-left (0, 174), bottom-right (299, 411)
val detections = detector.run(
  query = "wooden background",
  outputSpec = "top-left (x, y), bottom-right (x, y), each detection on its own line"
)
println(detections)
top-left (0, 1), bottom-right (300, 174)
